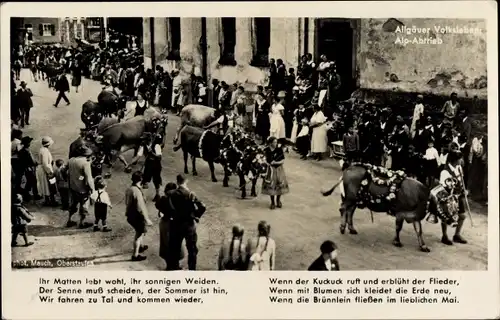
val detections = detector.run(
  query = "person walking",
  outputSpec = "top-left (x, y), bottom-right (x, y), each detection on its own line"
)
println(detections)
top-left (167, 174), bottom-right (206, 270)
top-left (125, 171), bottom-right (153, 261)
top-left (308, 240), bottom-right (340, 271)
top-left (71, 58), bottom-right (82, 93)
top-left (16, 81), bottom-right (34, 127)
top-left (262, 136), bottom-right (289, 209)
top-left (141, 133), bottom-right (164, 201)
top-left (247, 221), bottom-right (276, 271)
top-left (11, 194), bottom-right (35, 247)
top-left (36, 136), bottom-right (57, 207)
top-left (54, 73), bottom-right (70, 107)
top-left (67, 146), bottom-right (94, 228)
top-left (218, 224), bottom-right (248, 271)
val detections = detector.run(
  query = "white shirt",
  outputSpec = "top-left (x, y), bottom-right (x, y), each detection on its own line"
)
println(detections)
top-left (310, 111), bottom-right (327, 126)
top-left (90, 189), bottom-right (112, 206)
top-left (136, 144), bottom-right (162, 157)
top-left (424, 147), bottom-right (440, 162)
top-left (324, 259), bottom-right (333, 271)
top-left (218, 89), bottom-right (226, 101)
top-left (471, 137), bottom-right (483, 156)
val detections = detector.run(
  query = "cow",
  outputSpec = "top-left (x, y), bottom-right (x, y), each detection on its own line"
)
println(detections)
top-left (320, 161), bottom-right (456, 252)
top-left (41, 63), bottom-right (63, 89)
top-left (94, 111), bottom-right (168, 173)
top-left (81, 91), bottom-right (128, 128)
top-left (173, 104), bottom-right (217, 144)
top-left (97, 90), bottom-right (128, 119)
top-left (235, 143), bottom-right (268, 199)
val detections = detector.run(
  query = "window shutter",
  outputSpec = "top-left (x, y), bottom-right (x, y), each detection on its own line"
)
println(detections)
top-left (50, 24), bottom-right (56, 36)
top-left (39, 24), bottom-right (43, 36)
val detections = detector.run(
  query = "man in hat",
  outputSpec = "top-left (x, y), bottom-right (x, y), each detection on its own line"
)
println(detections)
top-left (67, 145), bottom-right (95, 228)
top-left (438, 150), bottom-right (468, 245)
top-left (18, 136), bottom-right (40, 202)
top-left (308, 240), bottom-right (340, 271)
top-left (16, 81), bottom-right (34, 127)
top-left (410, 94), bottom-right (425, 138)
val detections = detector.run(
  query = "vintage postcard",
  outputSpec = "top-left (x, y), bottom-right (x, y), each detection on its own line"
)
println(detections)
top-left (1, 1), bottom-right (498, 319)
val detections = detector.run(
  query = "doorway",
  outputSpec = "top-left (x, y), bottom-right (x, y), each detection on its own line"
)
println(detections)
top-left (315, 19), bottom-right (358, 100)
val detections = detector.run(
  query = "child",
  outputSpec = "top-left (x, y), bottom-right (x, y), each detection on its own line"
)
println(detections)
top-left (11, 194), bottom-right (35, 247)
top-left (54, 159), bottom-right (69, 210)
top-left (423, 139), bottom-right (441, 188)
top-left (90, 176), bottom-right (112, 232)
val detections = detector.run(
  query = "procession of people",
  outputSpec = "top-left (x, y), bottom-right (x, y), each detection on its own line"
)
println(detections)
top-left (10, 39), bottom-right (487, 270)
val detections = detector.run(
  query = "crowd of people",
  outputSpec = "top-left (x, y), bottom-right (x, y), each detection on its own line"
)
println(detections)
top-left (11, 38), bottom-right (487, 270)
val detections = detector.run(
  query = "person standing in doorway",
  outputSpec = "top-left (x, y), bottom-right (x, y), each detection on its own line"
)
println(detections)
top-left (54, 73), bottom-right (70, 107)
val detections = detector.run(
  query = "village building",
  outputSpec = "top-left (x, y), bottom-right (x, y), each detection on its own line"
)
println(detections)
top-left (142, 17), bottom-right (487, 104)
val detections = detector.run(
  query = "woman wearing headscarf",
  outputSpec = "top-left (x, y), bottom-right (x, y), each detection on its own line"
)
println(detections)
top-left (36, 136), bottom-right (57, 206)
top-left (309, 104), bottom-right (328, 161)
top-left (262, 136), bottom-right (289, 209)
top-left (247, 221), bottom-right (276, 271)
top-left (218, 224), bottom-right (248, 271)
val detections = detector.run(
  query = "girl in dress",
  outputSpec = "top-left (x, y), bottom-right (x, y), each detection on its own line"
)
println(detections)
top-left (36, 136), bottom-right (57, 206)
top-left (247, 221), bottom-right (276, 271)
top-left (218, 224), bottom-right (248, 271)
top-left (441, 92), bottom-right (460, 126)
top-left (262, 137), bottom-right (289, 209)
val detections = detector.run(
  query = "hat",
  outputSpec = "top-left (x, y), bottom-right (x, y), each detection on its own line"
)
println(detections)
top-left (292, 86), bottom-right (299, 91)
top-left (277, 91), bottom-right (286, 98)
top-left (417, 94), bottom-right (424, 100)
top-left (21, 136), bottom-right (33, 145)
top-left (20, 81), bottom-right (27, 87)
top-left (320, 240), bottom-right (337, 254)
top-left (13, 193), bottom-right (23, 205)
top-left (41, 136), bottom-right (54, 147)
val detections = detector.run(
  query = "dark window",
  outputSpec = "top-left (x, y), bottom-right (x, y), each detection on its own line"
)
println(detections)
top-left (27, 32), bottom-right (33, 41)
top-left (50, 24), bottom-right (56, 36)
top-left (219, 18), bottom-right (236, 66)
top-left (167, 18), bottom-right (181, 61)
top-left (39, 24), bottom-right (43, 36)
top-left (251, 18), bottom-right (270, 67)
top-left (24, 24), bottom-right (32, 29)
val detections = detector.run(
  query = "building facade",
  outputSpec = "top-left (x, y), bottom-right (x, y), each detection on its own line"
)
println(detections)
top-left (143, 18), bottom-right (487, 100)
top-left (11, 17), bottom-right (61, 46)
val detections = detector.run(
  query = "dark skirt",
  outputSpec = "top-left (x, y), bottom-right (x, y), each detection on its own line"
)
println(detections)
top-left (423, 159), bottom-right (439, 179)
top-left (72, 75), bottom-right (82, 87)
top-left (262, 165), bottom-right (289, 196)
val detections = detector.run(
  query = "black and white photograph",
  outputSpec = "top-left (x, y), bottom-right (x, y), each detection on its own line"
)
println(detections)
top-left (9, 15), bottom-right (490, 271)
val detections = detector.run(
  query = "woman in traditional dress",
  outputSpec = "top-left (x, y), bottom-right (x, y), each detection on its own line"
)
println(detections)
top-left (262, 136), bottom-right (289, 209)
top-left (309, 104), bottom-right (328, 161)
top-left (71, 58), bottom-right (82, 93)
top-left (253, 93), bottom-right (271, 144)
top-left (36, 136), bottom-right (57, 206)
top-left (134, 92), bottom-right (149, 117)
top-left (246, 221), bottom-right (276, 271)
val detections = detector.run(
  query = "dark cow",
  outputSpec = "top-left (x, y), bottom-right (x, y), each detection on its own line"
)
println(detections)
top-left (95, 113), bottom-right (168, 172)
top-left (80, 91), bottom-right (128, 128)
top-left (235, 142), bottom-right (268, 199)
top-left (321, 160), bottom-right (455, 252)
top-left (42, 63), bottom-right (63, 89)
top-left (173, 125), bottom-right (222, 183)
top-left (173, 104), bottom-right (217, 144)
top-left (97, 90), bottom-right (128, 119)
